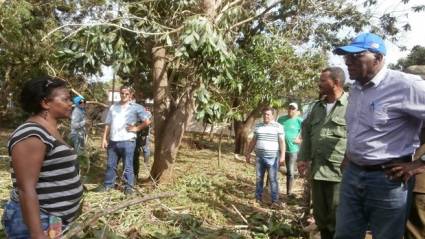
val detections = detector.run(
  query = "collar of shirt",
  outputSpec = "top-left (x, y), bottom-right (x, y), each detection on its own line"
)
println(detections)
top-left (319, 91), bottom-right (348, 107)
top-left (353, 66), bottom-right (388, 90)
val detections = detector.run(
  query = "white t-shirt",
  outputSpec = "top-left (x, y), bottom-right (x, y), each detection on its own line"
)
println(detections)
top-left (326, 102), bottom-right (336, 115)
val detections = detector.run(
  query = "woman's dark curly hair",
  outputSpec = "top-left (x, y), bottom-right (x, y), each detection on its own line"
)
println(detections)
top-left (20, 76), bottom-right (67, 114)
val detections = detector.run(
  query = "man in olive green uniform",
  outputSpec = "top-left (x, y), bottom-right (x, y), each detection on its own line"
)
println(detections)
top-left (298, 67), bottom-right (347, 239)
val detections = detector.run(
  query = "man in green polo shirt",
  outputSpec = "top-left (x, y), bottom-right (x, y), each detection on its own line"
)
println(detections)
top-left (278, 102), bottom-right (303, 196)
top-left (298, 67), bottom-right (348, 239)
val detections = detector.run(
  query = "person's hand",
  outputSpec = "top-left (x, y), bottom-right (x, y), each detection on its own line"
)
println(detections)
top-left (340, 153), bottom-right (352, 172)
top-left (126, 124), bottom-right (138, 132)
top-left (101, 139), bottom-right (108, 149)
top-left (279, 157), bottom-right (285, 166)
top-left (384, 160), bottom-right (425, 185)
top-left (294, 136), bottom-right (302, 145)
top-left (297, 160), bottom-right (310, 177)
top-left (340, 157), bottom-right (350, 172)
top-left (245, 153), bottom-right (251, 164)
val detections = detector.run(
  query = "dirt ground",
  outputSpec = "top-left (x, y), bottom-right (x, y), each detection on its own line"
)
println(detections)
top-left (0, 128), bottom-right (339, 238)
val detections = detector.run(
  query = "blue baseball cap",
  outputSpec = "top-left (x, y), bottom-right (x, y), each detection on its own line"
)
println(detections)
top-left (333, 32), bottom-right (386, 56)
top-left (73, 96), bottom-right (85, 105)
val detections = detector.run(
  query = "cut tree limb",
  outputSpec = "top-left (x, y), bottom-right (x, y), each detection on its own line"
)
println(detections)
top-left (231, 204), bottom-right (248, 225)
top-left (63, 191), bottom-right (176, 239)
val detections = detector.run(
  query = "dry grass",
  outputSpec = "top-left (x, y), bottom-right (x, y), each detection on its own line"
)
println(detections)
top-left (0, 130), bottom-right (311, 239)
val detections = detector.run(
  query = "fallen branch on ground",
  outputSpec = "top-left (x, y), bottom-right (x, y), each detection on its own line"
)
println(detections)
top-left (231, 204), bottom-right (249, 225)
top-left (63, 191), bottom-right (177, 239)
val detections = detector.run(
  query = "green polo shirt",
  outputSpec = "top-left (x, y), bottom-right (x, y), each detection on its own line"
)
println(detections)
top-left (299, 93), bottom-right (348, 182)
top-left (277, 115), bottom-right (303, 153)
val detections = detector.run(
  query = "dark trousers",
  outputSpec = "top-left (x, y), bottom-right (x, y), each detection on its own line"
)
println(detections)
top-left (312, 180), bottom-right (340, 239)
top-left (133, 134), bottom-right (150, 179)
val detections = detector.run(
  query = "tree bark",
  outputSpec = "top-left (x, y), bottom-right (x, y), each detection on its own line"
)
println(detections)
top-left (149, 45), bottom-right (171, 181)
top-left (150, 92), bottom-right (194, 181)
top-left (233, 104), bottom-right (264, 154)
top-left (149, 0), bottom-right (219, 182)
top-left (149, 45), bottom-right (195, 181)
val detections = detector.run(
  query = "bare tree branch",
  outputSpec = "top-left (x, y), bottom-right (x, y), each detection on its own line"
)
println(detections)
top-left (228, 0), bottom-right (280, 30)
top-left (42, 22), bottom-right (183, 42)
top-left (63, 192), bottom-right (176, 239)
top-left (214, 0), bottom-right (246, 24)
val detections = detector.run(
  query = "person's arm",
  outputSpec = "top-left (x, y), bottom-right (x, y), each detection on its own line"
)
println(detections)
top-left (127, 105), bottom-right (152, 132)
top-left (12, 137), bottom-right (48, 239)
top-left (102, 107), bottom-right (112, 149)
top-left (297, 112), bottom-right (313, 176)
top-left (278, 135), bottom-right (286, 165)
top-left (385, 143), bottom-right (425, 184)
top-left (71, 109), bottom-right (85, 130)
top-left (102, 125), bottom-right (110, 149)
top-left (340, 151), bottom-right (350, 171)
top-left (245, 138), bottom-right (257, 164)
top-left (127, 118), bottom-right (151, 132)
top-left (294, 118), bottom-right (303, 144)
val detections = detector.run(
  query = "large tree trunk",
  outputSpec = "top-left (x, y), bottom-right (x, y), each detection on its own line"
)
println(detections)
top-left (233, 104), bottom-right (264, 154)
top-left (234, 118), bottom-right (255, 155)
top-left (149, 0), bottom-right (220, 182)
top-left (149, 46), bottom-right (195, 182)
top-left (150, 95), bottom-right (194, 182)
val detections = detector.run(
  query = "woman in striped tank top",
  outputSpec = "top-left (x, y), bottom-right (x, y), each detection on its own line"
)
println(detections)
top-left (2, 76), bottom-right (83, 239)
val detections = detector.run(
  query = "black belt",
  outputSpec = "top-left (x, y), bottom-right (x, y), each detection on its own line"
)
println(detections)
top-left (351, 155), bottom-right (412, 171)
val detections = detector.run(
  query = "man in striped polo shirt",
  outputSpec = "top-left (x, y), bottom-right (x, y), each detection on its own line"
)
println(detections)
top-left (245, 106), bottom-right (286, 206)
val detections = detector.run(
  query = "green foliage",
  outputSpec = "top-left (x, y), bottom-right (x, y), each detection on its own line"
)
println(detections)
top-left (248, 212), bottom-right (303, 238)
top-left (57, 26), bottom-right (135, 75)
top-left (389, 45), bottom-right (425, 70)
top-left (197, 33), bottom-right (325, 128)
top-left (0, 1), bottom-right (61, 111)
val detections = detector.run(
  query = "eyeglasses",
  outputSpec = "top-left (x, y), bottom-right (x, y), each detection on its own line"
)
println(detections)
top-left (343, 52), bottom-right (369, 62)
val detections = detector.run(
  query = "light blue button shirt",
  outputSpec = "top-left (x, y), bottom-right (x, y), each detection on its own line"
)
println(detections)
top-left (70, 107), bottom-right (86, 136)
top-left (346, 67), bottom-right (425, 165)
top-left (105, 102), bottom-right (151, 141)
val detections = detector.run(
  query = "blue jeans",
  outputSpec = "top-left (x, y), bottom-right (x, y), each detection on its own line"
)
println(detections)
top-left (2, 200), bottom-right (51, 239)
top-left (255, 156), bottom-right (279, 203)
top-left (70, 132), bottom-right (85, 155)
top-left (335, 162), bottom-right (411, 239)
top-left (104, 140), bottom-right (136, 190)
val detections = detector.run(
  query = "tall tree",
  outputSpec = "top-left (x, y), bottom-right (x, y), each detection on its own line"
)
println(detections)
top-left (6, 0), bottom-right (421, 182)
top-left (389, 45), bottom-right (425, 70)
top-left (0, 1), bottom-right (61, 115)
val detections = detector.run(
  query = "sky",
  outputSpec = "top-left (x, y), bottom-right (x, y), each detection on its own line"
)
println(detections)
top-left (96, 0), bottom-right (425, 82)
top-left (330, 0), bottom-right (425, 67)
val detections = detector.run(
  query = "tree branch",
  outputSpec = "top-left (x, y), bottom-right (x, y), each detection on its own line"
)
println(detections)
top-left (63, 192), bottom-right (176, 239)
top-left (214, 0), bottom-right (245, 24)
top-left (228, 0), bottom-right (280, 30)
top-left (42, 22), bottom-right (183, 42)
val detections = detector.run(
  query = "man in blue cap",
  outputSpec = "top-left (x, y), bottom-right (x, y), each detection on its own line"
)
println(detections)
top-left (333, 32), bottom-right (425, 239)
top-left (70, 95), bottom-right (86, 155)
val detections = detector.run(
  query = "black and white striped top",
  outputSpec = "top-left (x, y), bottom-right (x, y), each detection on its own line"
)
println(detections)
top-left (7, 122), bottom-right (83, 224)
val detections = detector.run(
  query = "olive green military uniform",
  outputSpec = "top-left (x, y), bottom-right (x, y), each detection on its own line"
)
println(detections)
top-left (299, 93), bottom-right (348, 239)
